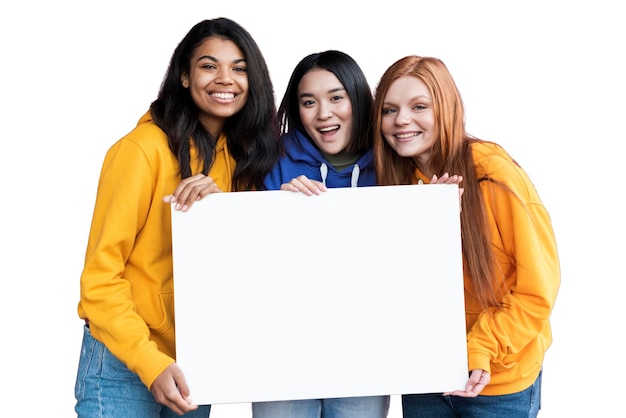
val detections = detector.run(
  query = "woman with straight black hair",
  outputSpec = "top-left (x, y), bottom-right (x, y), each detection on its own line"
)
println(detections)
top-left (263, 50), bottom-right (377, 193)
top-left (253, 50), bottom-right (389, 418)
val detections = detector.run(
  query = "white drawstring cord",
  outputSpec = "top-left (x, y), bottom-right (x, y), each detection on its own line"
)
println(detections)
top-left (320, 163), bottom-right (328, 187)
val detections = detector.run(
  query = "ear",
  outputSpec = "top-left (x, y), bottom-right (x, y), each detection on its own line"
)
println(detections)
top-left (181, 74), bottom-right (189, 88)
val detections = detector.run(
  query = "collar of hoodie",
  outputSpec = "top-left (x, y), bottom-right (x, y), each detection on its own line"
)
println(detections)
top-left (319, 163), bottom-right (360, 188)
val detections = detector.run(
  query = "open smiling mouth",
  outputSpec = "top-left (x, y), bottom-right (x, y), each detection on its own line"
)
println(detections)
top-left (211, 92), bottom-right (236, 99)
top-left (319, 125), bottom-right (339, 133)
top-left (395, 132), bottom-right (421, 139)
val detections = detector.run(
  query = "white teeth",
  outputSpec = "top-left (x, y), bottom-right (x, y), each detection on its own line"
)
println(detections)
top-left (396, 132), bottom-right (419, 139)
top-left (319, 125), bottom-right (339, 132)
top-left (212, 92), bottom-right (235, 99)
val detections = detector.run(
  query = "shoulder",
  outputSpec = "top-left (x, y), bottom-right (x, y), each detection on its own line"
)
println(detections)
top-left (470, 141), bottom-right (539, 200)
top-left (104, 113), bottom-right (169, 165)
top-left (471, 141), bottom-right (517, 179)
top-left (123, 112), bottom-right (168, 152)
top-left (281, 130), bottom-right (321, 162)
top-left (357, 148), bottom-right (375, 168)
top-left (282, 130), bottom-right (304, 149)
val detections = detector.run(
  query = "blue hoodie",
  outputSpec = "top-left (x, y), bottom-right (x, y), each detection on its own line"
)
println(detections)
top-left (264, 130), bottom-right (376, 190)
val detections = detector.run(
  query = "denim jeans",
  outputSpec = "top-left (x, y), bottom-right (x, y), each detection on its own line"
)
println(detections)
top-left (252, 395), bottom-right (390, 418)
top-left (74, 325), bottom-right (211, 417)
top-left (402, 370), bottom-right (542, 418)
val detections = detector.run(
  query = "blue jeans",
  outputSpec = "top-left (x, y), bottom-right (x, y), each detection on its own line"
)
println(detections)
top-left (252, 396), bottom-right (390, 418)
top-left (402, 370), bottom-right (542, 418)
top-left (74, 325), bottom-right (211, 417)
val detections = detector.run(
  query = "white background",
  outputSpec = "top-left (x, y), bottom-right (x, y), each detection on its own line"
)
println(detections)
top-left (1, 1), bottom-right (623, 416)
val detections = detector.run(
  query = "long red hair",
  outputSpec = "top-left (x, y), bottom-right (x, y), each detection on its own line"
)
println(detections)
top-left (374, 56), bottom-right (504, 308)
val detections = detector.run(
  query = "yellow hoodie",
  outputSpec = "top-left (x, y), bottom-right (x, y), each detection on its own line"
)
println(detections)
top-left (415, 141), bottom-right (560, 396)
top-left (77, 112), bottom-right (235, 389)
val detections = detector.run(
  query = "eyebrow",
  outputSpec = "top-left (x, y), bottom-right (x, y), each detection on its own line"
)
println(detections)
top-left (384, 94), bottom-right (431, 105)
top-left (196, 55), bottom-right (247, 64)
top-left (409, 94), bottom-right (431, 101)
top-left (299, 86), bottom-right (345, 99)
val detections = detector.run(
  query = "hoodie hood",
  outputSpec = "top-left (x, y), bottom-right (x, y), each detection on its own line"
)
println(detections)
top-left (137, 110), bottom-right (153, 126)
top-left (264, 130), bottom-right (376, 190)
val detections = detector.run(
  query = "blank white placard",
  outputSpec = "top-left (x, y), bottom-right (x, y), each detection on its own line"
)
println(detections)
top-left (171, 184), bottom-right (468, 405)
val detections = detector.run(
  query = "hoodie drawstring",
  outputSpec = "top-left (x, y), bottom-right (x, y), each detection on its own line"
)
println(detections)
top-left (351, 164), bottom-right (360, 188)
top-left (320, 163), bottom-right (328, 187)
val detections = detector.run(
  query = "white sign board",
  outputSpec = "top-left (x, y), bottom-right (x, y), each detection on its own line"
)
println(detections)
top-left (172, 184), bottom-right (468, 405)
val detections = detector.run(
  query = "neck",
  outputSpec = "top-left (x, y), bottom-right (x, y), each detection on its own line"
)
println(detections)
top-left (199, 115), bottom-right (225, 139)
top-left (413, 156), bottom-right (432, 179)
top-left (320, 149), bottom-right (361, 171)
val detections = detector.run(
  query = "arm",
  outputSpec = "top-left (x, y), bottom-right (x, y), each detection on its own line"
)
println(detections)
top-left (466, 156), bottom-right (560, 393)
top-left (80, 138), bottom-right (175, 386)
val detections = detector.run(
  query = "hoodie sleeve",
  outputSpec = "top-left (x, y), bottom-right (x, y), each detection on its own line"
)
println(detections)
top-left (79, 124), bottom-right (177, 389)
top-left (264, 162), bottom-right (284, 191)
top-left (466, 144), bottom-right (560, 378)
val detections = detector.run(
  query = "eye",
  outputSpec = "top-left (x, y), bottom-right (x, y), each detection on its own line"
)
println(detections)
top-left (413, 104), bottom-right (427, 111)
top-left (330, 94), bottom-right (344, 102)
top-left (301, 99), bottom-right (315, 107)
top-left (382, 107), bottom-right (397, 115)
top-left (233, 66), bottom-right (248, 73)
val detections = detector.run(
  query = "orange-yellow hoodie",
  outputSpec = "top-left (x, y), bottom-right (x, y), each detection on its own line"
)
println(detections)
top-left (77, 111), bottom-right (236, 389)
top-left (414, 141), bottom-right (560, 396)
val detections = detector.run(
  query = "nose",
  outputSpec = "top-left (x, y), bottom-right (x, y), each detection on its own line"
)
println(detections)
top-left (395, 107), bottom-right (411, 125)
top-left (317, 100), bottom-right (333, 120)
top-left (215, 67), bottom-right (233, 85)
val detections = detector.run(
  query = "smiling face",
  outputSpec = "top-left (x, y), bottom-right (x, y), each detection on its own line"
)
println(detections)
top-left (182, 36), bottom-right (249, 137)
top-left (297, 68), bottom-right (353, 155)
top-left (381, 76), bottom-right (436, 169)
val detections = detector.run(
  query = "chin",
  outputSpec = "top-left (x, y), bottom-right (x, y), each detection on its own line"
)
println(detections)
top-left (394, 144), bottom-right (423, 158)
top-left (394, 149), bottom-right (415, 158)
